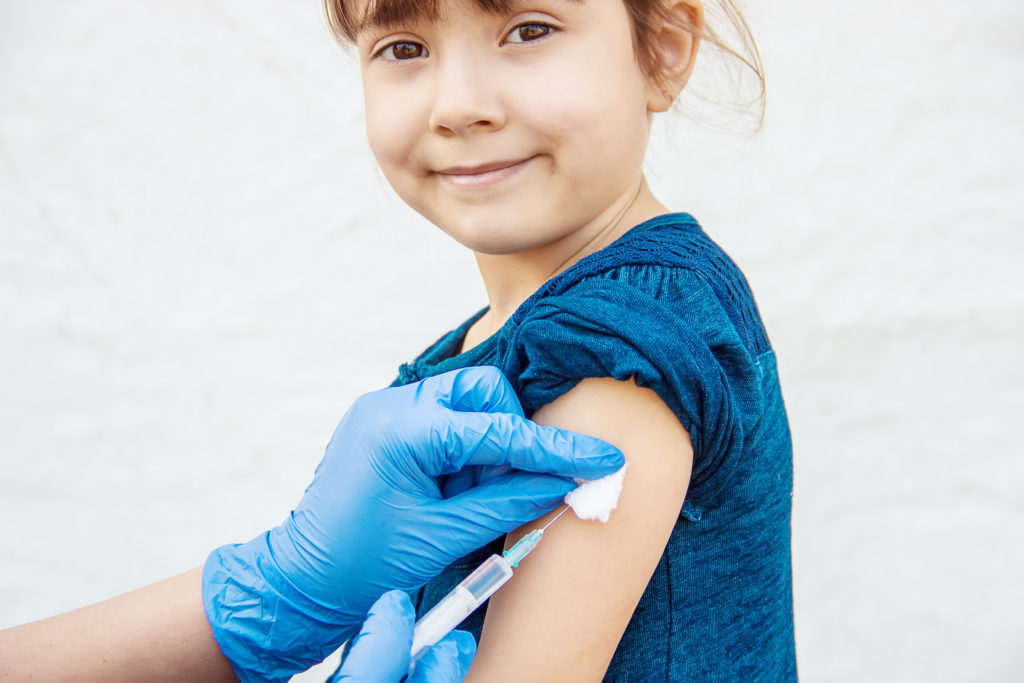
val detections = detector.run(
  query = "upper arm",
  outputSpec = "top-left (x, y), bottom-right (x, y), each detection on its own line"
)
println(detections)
top-left (464, 376), bottom-right (693, 682)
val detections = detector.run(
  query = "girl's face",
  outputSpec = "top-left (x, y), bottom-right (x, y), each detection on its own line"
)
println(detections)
top-left (357, 0), bottom-right (665, 255)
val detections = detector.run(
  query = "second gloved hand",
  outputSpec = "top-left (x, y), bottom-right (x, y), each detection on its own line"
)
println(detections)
top-left (327, 591), bottom-right (474, 683)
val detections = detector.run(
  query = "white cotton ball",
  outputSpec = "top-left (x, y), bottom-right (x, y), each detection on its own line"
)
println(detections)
top-left (564, 463), bottom-right (629, 523)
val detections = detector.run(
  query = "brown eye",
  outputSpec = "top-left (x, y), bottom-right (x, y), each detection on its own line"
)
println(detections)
top-left (507, 23), bottom-right (553, 44)
top-left (518, 25), bottom-right (549, 41)
top-left (386, 41), bottom-right (425, 60)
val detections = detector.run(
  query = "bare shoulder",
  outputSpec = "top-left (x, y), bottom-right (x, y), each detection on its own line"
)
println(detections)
top-left (464, 377), bottom-right (693, 682)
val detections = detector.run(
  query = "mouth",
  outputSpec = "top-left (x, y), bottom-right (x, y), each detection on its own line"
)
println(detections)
top-left (435, 156), bottom-right (535, 188)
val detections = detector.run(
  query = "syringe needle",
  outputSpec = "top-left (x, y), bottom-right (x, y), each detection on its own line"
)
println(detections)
top-left (541, 505), bottom-right (571, 532)
top-left (504, 506), bottom-right (572, 568)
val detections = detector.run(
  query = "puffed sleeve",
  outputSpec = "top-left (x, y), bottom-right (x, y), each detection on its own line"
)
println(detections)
top-left (494, 270), bottom-right (766, 512)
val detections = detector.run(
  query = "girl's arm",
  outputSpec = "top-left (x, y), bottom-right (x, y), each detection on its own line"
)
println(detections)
top-left (0, 567), bottom-right (237, 683)
top-left (465, 376), bottom-right (693, 681)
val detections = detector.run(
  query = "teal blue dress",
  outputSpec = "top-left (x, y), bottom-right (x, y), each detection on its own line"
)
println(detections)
top-left (392, 213), bottom-right (797, 680)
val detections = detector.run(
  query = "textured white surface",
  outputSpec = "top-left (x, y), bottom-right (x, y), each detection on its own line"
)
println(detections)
top-left (565, 464), bottom-right (629, 523)
top-left (1, 2), bottom-right (1022, 681)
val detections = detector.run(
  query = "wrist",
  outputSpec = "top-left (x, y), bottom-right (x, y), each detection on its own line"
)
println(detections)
top-left (202, 532), bottom-right (362, 683)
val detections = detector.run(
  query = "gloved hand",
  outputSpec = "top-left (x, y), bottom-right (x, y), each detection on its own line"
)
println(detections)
top-left (203, 366), bottom-right (624, 682)
top-left (327, 591), bottom-right (475, 682)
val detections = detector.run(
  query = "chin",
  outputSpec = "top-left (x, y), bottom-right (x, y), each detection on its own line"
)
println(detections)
top-left (438, 214), bottom-right (562, 256)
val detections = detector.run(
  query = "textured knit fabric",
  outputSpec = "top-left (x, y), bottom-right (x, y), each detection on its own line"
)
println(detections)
top-left (392, 213), bottom-right (797, 681)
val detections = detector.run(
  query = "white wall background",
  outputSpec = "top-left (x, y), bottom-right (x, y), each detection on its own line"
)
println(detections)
top-left (1, 1), bottom-right (1021, 680)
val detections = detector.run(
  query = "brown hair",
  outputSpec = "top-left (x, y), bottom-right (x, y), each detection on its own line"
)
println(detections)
top-left (323, 0), bottom-right (764, 123)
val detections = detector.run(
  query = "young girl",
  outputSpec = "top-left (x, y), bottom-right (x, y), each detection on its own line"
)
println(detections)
top-left (325, 0), bottom-right (796, 679)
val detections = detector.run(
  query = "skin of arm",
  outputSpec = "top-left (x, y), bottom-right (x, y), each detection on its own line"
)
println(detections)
top-left (0, 567), bottom-right (237, 683)
top-left (464, 377), bottom-right (694, 682)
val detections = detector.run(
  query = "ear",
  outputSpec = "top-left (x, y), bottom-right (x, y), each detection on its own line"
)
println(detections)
top-left (646, 0), bottom-right (704, 113)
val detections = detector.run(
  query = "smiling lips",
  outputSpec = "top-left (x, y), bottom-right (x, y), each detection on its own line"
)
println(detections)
top-left (436, 156), bottom-right (534, 188)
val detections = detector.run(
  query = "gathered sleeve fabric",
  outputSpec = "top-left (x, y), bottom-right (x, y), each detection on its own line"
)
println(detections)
top-left (494, 269), bottom-right (766, 513)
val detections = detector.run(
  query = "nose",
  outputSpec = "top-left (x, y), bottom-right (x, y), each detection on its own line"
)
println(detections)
top-left (428, 50), bottom-right (505, 137)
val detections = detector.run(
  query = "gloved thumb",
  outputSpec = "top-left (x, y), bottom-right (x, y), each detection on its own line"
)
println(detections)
top-left (424, 366), bottom-right (525, 416)
top-left (423, 409), bottom-right (624, 479)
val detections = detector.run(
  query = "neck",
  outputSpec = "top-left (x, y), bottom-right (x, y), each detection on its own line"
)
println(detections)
top-left (471, 177), bottom-right (668, 338)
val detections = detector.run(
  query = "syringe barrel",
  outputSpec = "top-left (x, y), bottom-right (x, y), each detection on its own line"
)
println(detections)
top-left (459, 553), bottom-right (514, 602)
top-left (410, 554), bottom-right (513, 663)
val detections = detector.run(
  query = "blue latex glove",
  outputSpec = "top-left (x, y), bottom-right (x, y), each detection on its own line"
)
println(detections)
top-left (203, 366), bottom-right (624, 682)
top-left (327, 590), bottom-right (475, 682)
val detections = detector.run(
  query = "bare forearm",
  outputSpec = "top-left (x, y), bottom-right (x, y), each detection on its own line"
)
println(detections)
top-left (0, 567), bottom-right (237, 683)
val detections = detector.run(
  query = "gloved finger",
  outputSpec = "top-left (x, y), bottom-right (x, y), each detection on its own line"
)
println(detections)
top-left (330, 590), bottom-right (413, 681)
top-left (408, 631), bottom-right (477, 683)
top-left (440, 464), bottom-right (513, 498)
top-left (418, 366), bottom-right (525, 416)
top-left (423, 409), bottom-right (624, 478)
top-left (434, 472), bottom-right (577, 540)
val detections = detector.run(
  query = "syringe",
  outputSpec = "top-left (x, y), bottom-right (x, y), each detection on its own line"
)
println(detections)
top-left (409, 506), bottom-right (570, 665)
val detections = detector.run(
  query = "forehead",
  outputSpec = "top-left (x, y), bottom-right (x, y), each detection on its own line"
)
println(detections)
top-left (343, 0), bottom-right (583, 38)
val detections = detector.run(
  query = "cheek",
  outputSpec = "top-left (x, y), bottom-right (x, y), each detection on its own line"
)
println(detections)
top-left (528, 41), bottom-right (651, 153)
top-left (533, 75), bottom-right (650, 181)
top-left (363, 82), bottom-right (418, 172)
